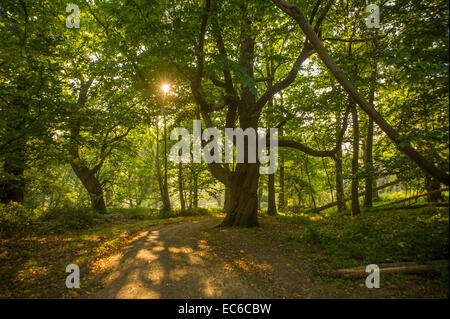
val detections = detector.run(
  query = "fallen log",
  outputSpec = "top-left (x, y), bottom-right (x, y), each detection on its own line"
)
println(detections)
top-left (374, 188), bottom-right (449, 209)
top-left (334, 260), bottom-right (448, 279)
top-left (369, 203), bottom-right (449, 213)
top-left (303, 180), bottom-right (400, 214)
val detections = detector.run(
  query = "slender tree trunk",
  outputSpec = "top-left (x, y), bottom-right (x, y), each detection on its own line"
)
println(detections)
top-left (258, 187), bottom-right (263, 211)
top-left (334, 155), bottom-right (346, 212)
top-left (266, 59), bottom-right (277, 216)
top-left (322, 156), bottom-right (334, 203)
top-left (364, 45), bottom-right (378, 207)
top-left (334, 129), bottom-right (347, 212)
top-left (188, 171), bottom-right (193, 210)
top-left (372, 179), bottom-right (379, 201)
top-left (267, 172), bottom-right (277, 215)
top-left (193, 172), bottom-right (198, 208)
top-left (178, 162), bottom-right (186, 212)
top-left (156, 120), bottom-right (171, 211)
top-left (293, 183), bottom-right (302, 213)
top-left (162, 99), bottom-right (171, 211)
top-left (351, 102), bottom-right (361, 216)
top-left (278, 154), bottom-right (285, 212)
top-left (305, 158), bottom-right (316, 211)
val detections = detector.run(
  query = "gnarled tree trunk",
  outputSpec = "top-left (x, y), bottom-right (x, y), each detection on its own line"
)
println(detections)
top-left (220, 163), bottom-right (260, 227)
top-left (71, 164), bottom-right (106, 213)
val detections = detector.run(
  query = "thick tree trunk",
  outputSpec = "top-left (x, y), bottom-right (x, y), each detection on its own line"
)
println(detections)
top-left (217, 185), bottom-right (222, 207)
top-left (220, 163), bottom-right (259, 227)
top-left (71, 164), bottom-right (106, 213)
top-left (267, 173), bottom-right (277, 215)
top-left (351, 103), bottom-right (361, 216)
top-left (223, 184), bottom-right (230, 212)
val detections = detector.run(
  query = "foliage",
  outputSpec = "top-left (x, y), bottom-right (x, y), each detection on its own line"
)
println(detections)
top-left (0, 202), bottom-right (34, 238)
top-left (282, 206), bottom-right (449, 268)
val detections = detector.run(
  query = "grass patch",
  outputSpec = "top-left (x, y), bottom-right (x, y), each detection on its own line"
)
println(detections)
top-left (0, 206), bottom-right (220, 298)
top-left (276, 206), bottom-right (449, 269)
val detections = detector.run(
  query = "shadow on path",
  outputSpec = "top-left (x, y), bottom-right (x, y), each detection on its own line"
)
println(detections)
top-left (88, 217), bottom-right (262, 298)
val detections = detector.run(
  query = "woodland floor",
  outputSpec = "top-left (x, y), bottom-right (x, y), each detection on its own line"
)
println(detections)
top-left (1, 214), bottom-right (448, 299)
top-left (80, 216), bottom-right (447, 299)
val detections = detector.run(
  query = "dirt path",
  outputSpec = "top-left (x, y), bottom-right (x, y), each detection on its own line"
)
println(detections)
top-left (82, 216), bottom-right (446, 299)
top-left (87, 217), bottom-right (263, 298)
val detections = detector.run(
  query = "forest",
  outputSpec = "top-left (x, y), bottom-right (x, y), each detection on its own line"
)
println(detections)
top-left (0, 0), bottom-right (448, 299)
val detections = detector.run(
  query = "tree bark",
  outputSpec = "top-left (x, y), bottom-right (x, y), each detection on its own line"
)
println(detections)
top-left (364, 41), bottom-right (378, 207)
top-left (70, 164), bottom-right (106, 213)
top-left (220, 163), bottom-right (260, 227)
top-left (69, 78), bottom-right (107, 213)
top-left (155, 120), bottom-right (171, 211)
top-left (267, 172), bottom-right (277, 215)
top-left (351, 102), bottom-right (361, 216)
top-left (258, 187), bottom-right (263, 211)
top-left (178, 162), bottom-right (186, 212)
top-left (278, 153), bottom-right (286, 212)
top-left (305, 157), bottom-right (317, 211)
top-left (190, 0), bottom-right (316, 226)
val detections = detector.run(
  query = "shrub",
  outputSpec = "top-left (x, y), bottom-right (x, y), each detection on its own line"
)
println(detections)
top-left (0, 202), bottom-right (34, 238)
top-left (34, 206), bottom-right (106, 233)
